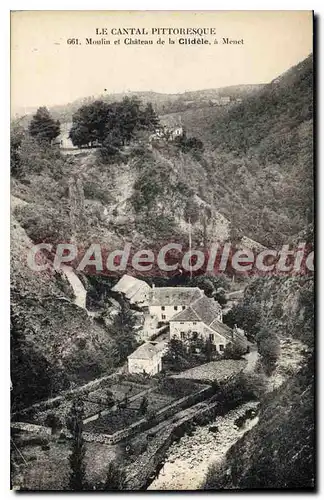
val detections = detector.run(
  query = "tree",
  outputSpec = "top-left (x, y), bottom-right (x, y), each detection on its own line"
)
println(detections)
top-left (203, 338), bottom-right (216, 361)
top-left (106, 389), bottom-right (115, 408)
top-left (139, 395), bottom-right (148, 415)
top-left (256, 328), bottom-right (281, 375)
top-left (109, 302), bottom-right (138, 362)
top-left (117, 96), bottom-right (143, 143)
top-left (29, 107), bottom-right (60, 143)
top-left (66, 398), bottom-right (86, 491)
top-left (140, 102), bottom-right (159, 130)
top-left (224, 342), bottom-right (246, 360)
top-left (224, 302), bottom-right (261, 340)
top-left (165, 337), bottom-right (187, 363)
top-left (103, 462), bottom-right (126, 490)
top-left (175, 134), bottom-right (204, 154)
top-left (69, 98), bottom-right (159, 151)
top-left (100, 129), bottom-right (123, 161)
top-left (90, 461), bottom-right (126, 491)
top-left (69, 100), bottom-right (109, 147)
top-left (214, 287), bottom-right (227, 306)
top-left (184, 199), bottom-right (200, 224)
top-left (193, 276), bottom-right (215, 297)
top-left (10, 122), bottom-right (26, 176)
top-left (69, 123), bottom-right (91, 148)
top-left (45, 413), bottom-right (61, 435)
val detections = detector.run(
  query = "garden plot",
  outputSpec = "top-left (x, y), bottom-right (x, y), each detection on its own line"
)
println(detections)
top-left (87, 382), bottom-right (148, 404)
top-left (83, 379), bottom-right (205, 436)
top-left (83, 393), bottom-right (175, 435)
top-left (84, 407), bottom-right (142, 435)
top-left (17, 379), bottom-right (151, 427)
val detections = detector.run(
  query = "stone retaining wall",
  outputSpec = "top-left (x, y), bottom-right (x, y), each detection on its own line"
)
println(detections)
top-left (124, 394), bottom-right (253, 490)
top-left (80, 386), bottom-right (212, 445)
top-left (11, 422), bottom-right (52, 436)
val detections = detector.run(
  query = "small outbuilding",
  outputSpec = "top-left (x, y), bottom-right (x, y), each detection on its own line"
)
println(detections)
top-left (127, 341), bottom-right (167, 375)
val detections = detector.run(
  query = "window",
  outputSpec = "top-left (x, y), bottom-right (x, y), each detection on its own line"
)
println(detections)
top-left (180, 322), bottom-right (184, 325)
top-left (193, 322), bottom-right (197, 325)
top-left (219, 344), bottom-right (224, 352)
top-left (180, 332), bottom-right (186, 340)
top-left (174, 306), bottom-right (178, 311)
top-left (209, 333), bottom-right (214, 342)
top-left (162, 314), bottom-right (166, 320)
top-left (161, 306), bottom-right (165, 311)
top-left (192, 332), bottom-right (198, 340)
top-left (182, 306), bottom-right (186, 310)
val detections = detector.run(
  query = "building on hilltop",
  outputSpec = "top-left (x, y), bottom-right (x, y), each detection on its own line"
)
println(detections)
top-left (127, 340), bottom-right (167, 375)
top-left (220, 96), bottom-right (231, 105)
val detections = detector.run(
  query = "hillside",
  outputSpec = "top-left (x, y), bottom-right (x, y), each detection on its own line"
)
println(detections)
top-left (12, 84), bottom-right (263, 125)
top-left (203, 270), bottom-right (314, 489)
top-left (199, 55), bottom-right (313, 246)
top-left (148, 55), bottom-right (314, 248)
top-left (203, 355), bottom-right (314, 489)
top-left (10, 55), bottom-right (313, 411)
top-left (12, 56), bottom-right (313, 249)
top-left (11, 135), bottom-right (233, 252)
top-left (11, 210), bottom-right (123, 410)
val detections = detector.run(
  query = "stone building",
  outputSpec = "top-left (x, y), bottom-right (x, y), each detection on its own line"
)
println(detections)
top-left (148, 286), bottom-right (204, 323)
top-left (169, 294), bottom-right (247, 353)
top-left (112, 274), bottom-right (151, 307)
top-left (127, 341), bottom-right (167, 375)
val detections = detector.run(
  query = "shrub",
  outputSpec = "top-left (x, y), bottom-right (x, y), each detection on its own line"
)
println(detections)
top-left (256, 329), bottom-right (281, 376)
top-left (224, 342), bottom-right (247, 360)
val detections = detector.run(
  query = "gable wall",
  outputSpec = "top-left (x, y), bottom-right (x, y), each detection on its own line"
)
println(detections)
top-left (170, 320), bottom-right (227, 352)
top-left (149, 304), bottom-right (187, 322)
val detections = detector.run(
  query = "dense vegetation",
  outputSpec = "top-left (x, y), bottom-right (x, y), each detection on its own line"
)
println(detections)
top-left (69, 97), bottom-right (159, 148)
top-left (10, 56), bottom-right (314, 414)
top-left (202, 55), bottom-right (313, 246)
top-left (203, 270), bottom-right (314, 489)
top-left (203, 354), bottom-right (314, 489)
top-left (29, 107), bottom-right (60, 144)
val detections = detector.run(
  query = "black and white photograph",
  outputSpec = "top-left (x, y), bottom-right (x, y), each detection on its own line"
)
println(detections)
top-left (10, 10), bottom-right (315, 491)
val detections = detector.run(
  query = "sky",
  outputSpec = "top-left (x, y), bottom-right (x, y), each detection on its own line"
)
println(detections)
top-left (11, 10), bottom-right (313, 112)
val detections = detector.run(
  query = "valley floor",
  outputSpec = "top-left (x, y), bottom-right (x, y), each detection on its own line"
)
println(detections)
top-left (148, 401), bottom-right (259, 490)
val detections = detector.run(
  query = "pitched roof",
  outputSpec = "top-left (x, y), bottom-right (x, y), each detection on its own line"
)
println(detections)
top-left (169, 307), bottom-right (201, 322)
top-left (209, 320), bottom-right (247, 347)
top-left (112, 274), bottom-right (151, 303)
top-left (171, 295), bottom-right (221, 326)
top-left (209, 319), bottom-right (233, 342)
top-left (128, 341), bottom-right (166, 360)
top-left (149, 287), bottom-right (203, 306)
top-left (191, 296), bottom-right (222, 326)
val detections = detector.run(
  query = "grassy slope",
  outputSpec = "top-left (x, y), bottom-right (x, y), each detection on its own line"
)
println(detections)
top-left (12, 84), bottom-right (263, 124)
top-left (167, 55), bottom-right (313, 248)
top-left (11, 212), bottom-right (117, 408)
top-left (203, 271), bottom-right (314, 489)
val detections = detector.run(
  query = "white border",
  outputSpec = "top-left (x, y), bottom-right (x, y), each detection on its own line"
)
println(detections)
top-left (2, 2), bottom-right (322, 498)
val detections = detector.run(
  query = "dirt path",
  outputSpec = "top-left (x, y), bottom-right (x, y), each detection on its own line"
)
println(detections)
top-left (61, 264), bottom-right (87, 309)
